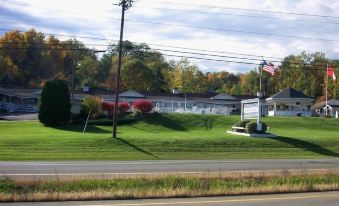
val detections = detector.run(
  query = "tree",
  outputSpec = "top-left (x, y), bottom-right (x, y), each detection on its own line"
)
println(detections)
top-left (38, 79), bottom-right (71, 126)
top-left (82, 95), bottom-right (102, 118)
top-left (122, 59), bottom-right (155, 91)
top-left (168, 58), bottom-right (208, 93)
top-left (76, 56), bottom-right (99, 88)
top-left (0, 53), bottom-right (18, 86)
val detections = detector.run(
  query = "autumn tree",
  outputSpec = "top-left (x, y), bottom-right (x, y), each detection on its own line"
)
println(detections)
top-left (168, 58), bottom-right (208, 93)
top-left (76, 56), bottom-right (100, 88)
top-left (122, 59), bottom-right (155, 91)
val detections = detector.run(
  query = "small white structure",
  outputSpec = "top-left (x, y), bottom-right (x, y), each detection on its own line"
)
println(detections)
top-left (266, 87), bottom-right (313, 117)
top-left (312, 99), bottom-right (339, 117)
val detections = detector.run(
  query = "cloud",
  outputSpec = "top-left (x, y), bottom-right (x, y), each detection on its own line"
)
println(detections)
top-left (1, 0), bottom-right (339, 74)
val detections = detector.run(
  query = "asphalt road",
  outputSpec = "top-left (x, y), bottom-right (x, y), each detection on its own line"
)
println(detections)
top-left (1, 159), bottom-right (339, 179)
top-left (2, 191), bottom-right (339, 206)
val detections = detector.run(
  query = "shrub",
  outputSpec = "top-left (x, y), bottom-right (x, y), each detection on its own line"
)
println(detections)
top-left (261, 122), bottom-right (268, 133)
top-left (245, 121), bottom-right (257, 134)
top-left (101, 102), bottom-right (131, 114)
top-left (234, 120), bottom-right (250, 128)
top-left (133, 100), bottom-right (154, 114)
top-left (245, 121), bottom-right (268, 134)
top-left (102, 101), bottom-right (114, 113)
top-left (118, 102), bottom-right (130, 113)
top-left (82, 96), bottom-right (102, 118)
top-left (38, 79), bottom-right (71, 126)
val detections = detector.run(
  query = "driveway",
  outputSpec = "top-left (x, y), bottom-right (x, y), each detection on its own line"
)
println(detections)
top-left (0, 113), bottom-right (38, 121)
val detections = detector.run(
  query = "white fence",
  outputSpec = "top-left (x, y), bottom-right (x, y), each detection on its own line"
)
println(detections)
top-left (153, 101), bottom-right (233, 115)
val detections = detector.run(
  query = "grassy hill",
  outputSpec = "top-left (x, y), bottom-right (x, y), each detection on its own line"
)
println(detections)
top-left (0, 114), bottom-right (339, 160)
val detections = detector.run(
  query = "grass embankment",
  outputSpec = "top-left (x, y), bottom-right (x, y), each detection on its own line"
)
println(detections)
top-left (1, 173), bottom-right (339, 202)
top-left (0, 114), bottom-right (339, 160)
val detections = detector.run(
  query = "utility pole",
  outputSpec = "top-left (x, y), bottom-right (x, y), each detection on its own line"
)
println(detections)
top-left (71, 63), bottom-right (75, 100)
top-left (112, 0), bottom-right (135, 138)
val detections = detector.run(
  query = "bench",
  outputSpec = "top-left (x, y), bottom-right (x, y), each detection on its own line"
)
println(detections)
top-left (231, 126), bottom-right (245, 132)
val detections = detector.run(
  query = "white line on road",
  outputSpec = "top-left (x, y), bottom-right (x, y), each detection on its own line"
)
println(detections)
top-left (1, 159), bottom-right (337, 166)
top-left (1, 168), bottom-right (338, 177)
top-left (107, 193), bottom-right (339, 206)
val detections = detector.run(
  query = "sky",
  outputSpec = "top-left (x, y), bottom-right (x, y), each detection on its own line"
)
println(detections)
top-left (1, 0), bottom-right (339, 73)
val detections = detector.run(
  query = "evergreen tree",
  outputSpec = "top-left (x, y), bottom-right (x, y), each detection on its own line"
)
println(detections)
top-left (38, 79), bottom-right (71, 126)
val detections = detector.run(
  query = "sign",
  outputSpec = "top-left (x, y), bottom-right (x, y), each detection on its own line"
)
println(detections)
top-left (243, 102), bottom-right (258, 119)
top-left (241, 98), bottom-right (263, 131)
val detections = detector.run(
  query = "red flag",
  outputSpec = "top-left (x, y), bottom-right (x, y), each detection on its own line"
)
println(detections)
top-left (328, 66), bottom-right (336, 81)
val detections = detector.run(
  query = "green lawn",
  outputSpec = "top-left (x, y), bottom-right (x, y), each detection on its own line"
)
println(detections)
top-left (0, 114), bottom-right (339, 160)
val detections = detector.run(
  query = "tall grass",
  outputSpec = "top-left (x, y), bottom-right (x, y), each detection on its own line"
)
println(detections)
top-left (1, 172), bottom-right (339, 202)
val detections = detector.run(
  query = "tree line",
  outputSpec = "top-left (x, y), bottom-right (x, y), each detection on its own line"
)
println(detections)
top-left (0, 29), bottom-right (338, 100)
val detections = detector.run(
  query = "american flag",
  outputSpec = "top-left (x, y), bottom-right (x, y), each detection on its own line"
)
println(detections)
top-left (262, 60), bottom-right (276, 76)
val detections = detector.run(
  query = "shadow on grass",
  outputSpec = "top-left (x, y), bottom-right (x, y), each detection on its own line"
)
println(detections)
top-left (272, 136), bottom-right (339, 157)
top-left (53, 124), bottom-right (110, 134)
top-left (142, 114), bottom-right (187, 131)
top-left (194, 115), bottom-right (214, 129)
top-left (115, 137), bottom-right (158, 158)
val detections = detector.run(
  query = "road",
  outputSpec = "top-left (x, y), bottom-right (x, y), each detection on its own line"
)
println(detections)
top-left (2, 191), bottom-right (339, 206)
top-left (1, 159), bottom-right (339, 179)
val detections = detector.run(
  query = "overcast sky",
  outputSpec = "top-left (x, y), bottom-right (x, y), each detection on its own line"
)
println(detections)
top-left (1, 0), bottom-right (339, 73)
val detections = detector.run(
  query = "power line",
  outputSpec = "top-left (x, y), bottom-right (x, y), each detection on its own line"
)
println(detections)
top-left (122, 19), bottom-right (339, 43)
top-left (0, 46), bottom-right (331, 71)
top-left (0, 29), bottom-right (333, 69)
top-left (0, 40), bottom-right (288, 64)
top-left (3, 3), bottom-right (339, 43)
top-left (0, 28), bottom-right (285, 60)
top-left (8, 0), bottom-right (339, 27)
top-left (147, 1), bottom-right (339, 20)
top-left (0, 40), bottom-right (110, 47)
top-left (141, 43), bottom-right (283, 60)
top-left (152, 48), bottom-right (276, 63)
top-left (0, 46), bottom-right (106, 52)
top-left (134, 6), bottom-right (339, 25)
top-left (0, 41), bottom-right (331, 69)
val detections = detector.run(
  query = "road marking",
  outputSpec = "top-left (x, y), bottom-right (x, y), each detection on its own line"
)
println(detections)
top-left (0, 159), bottom-right (338, 166)
top-left (106, 193), bottom-right (339, 206)
top-left (1, 168), bottom-right (338, 177)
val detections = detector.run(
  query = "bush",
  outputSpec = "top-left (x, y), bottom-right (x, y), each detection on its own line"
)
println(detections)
top-left (101, 102), bottom-right (131, 114)
top-left (261, 122), bottom-right (268, 133)
top-left (245, 121), bottom-right (257, 134)
top-left (82, 95), bottom-right (102, 118)
top-left (102, 101), bottom-right (114, 113)
top-left (234, 120), bottom-right (250, 128)
top-left (133, 100), bottom-right (153, 114)
top-left (38, 79), bottom-right (71, 126)
top-left (118, 102), bottom-right (131, 113)
top-left (244, 121), bottom-right (268, 134)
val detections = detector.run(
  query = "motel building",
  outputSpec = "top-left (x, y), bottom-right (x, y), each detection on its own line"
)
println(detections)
top-left (0, 86), bottom-right (321, 118)
top-left (0, 87), bottom-right (39, 113)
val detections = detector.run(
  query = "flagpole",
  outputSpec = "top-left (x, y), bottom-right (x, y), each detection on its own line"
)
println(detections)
top-left (260, 57), bottom-right (263, 93)
top-left (326, 63), bottom-right (328, 116)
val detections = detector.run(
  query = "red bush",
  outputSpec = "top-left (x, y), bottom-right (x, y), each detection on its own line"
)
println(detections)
top-left (118, 102), bottom-right (131, 113)
top-left (133, 100), bottom-right (154, 113)
top-left (101, 101), bottom-right (114, 113)
top-left (101, 101), bottom-right (131, 114)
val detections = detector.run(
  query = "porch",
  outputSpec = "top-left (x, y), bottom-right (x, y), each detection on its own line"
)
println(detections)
top-left (267, 101), bottom-right (311, 117)
top-left (0, 94), bottom-right (38, 113)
